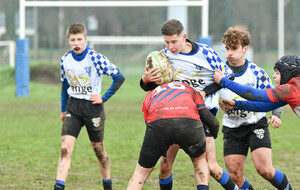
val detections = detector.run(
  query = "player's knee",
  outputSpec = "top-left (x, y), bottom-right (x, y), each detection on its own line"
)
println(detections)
top-left (93, 146), bottom-right (109, 165)
top-left (256, 167), bottom-right (273, 180)
top-left (60, 146), bottom-right (71, 158)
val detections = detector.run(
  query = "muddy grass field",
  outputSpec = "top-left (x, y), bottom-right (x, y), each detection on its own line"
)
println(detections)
top-left (0, 65), bottom-right (299, 189)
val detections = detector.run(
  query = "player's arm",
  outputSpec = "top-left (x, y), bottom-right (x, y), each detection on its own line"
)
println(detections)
top-left (235, 101), bottom-right (285, 128)
top-left (194, 87), bottom-right (219, 138)
top-left (257, 72), bottom-right (283, 127)
top-left (60, 79), bottom-right (70, 121)
top-left (202, 75), bottom-right (235, 96)
top-left (140, 79), bottom-right (158, 92)
top-left (220, 99), bottom-right (287, 112)
top-left (201, 46), bottom-right (234, 96)
top-left (140, 65), bottom-right (161, 91)
top-left (233, 100), bottom-right (287, 112)
top-left (198, 108), bottom-right (219, 139)
top-left (215, 71), bottom-right (271, 101)
top-left (102, 68), bottom-right (125, 103)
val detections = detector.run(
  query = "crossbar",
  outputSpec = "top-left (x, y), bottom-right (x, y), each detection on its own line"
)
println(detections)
top-left (19, 0), bottom-right (209, 39)
top-left (24, 1), bottom-right (206, 7)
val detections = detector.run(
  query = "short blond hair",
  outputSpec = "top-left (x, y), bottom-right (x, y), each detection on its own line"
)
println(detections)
top-left (66, 24), bottom-right (87, 39)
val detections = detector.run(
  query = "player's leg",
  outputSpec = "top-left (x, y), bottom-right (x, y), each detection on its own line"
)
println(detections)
top-left (90, 141), bottom-right (111, 189)
top-left (177, 118), bottom-right (209, 190)
top-left (253, 148), bottom-right (292, 189)
top-left (205, 136), bottom-right (238, 190)
top-left (224, 154), bottom-right (247, 187)
top-left (85, 102), bottom-right (112, 189)
top-left (54, 135), bottom-right (77, 190)
top-left (221, 125), bottom-right (251, 190)
top-left (127, 163), bottom-right (154, 190)
top-left (54, 98), bottom-right (84, 190)
top-left (191, 153), bottom-right (209, 190)
top-left (137, 119), bottom-right (172, 189)
top-left (159, 144), bottom-right (179, 190)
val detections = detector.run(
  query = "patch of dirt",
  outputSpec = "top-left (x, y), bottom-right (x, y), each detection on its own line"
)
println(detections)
top-left (30, 65), bottom-right (61, 85)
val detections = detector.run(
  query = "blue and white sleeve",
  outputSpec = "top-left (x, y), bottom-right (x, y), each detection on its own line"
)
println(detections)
top-left (253, 66), bottom-right (273, 89)
top-left (61, 79), bottom-right (70, 112)
top-left (205, 45), bottom-right (233, 78)
top-left (234, 100), bottom-right (287, 112)
top-left (101, 68), bottom-right (125, 103)
top-left (219, 77), bottom-right (271, 101)
top-left (60, 57), bottom-right (69, 112)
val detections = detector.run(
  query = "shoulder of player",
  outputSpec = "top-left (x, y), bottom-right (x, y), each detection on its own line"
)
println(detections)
top-left (86, 49), bottom-right (109, 62)
top-left (60, 50), bottom-right (72, 62)
top-left (247, 60), bottom-right (268, 74)
top-left (289, 77), bottom-right (300, 85)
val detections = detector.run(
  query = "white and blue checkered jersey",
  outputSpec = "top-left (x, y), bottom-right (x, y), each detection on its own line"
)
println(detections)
top-left (220, 60), bottom-right (274, 128)
top-left (60, 46), bottom-right (119, 101)
top-left (163, 43), bottom-right (233, 110)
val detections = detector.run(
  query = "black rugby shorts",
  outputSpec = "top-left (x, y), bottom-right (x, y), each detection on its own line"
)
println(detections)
top-left (223, 117), bottom-right (271, 156)
top-left (138, 118), bottom-right (206, 168)
top-left (62, 97), bottom-right (106, 142)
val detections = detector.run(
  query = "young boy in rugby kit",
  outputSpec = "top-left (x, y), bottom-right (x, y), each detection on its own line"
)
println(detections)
top-left (140, 19), bottom-right (238, 190)
top-left (214, 55), bottom-right (300, 119)
top-left (213, 27), bottom-right (292, 190)
top-left (127, 80), bottom-right (220, 190)
top-left (53, 24), bottom-right (125, 190)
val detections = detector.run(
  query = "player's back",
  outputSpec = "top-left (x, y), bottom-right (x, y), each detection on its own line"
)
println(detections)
top-left (143, 82), bottom-right (206, 123)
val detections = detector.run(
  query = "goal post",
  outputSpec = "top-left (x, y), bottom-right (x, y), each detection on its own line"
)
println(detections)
top-left (0, 41), bottom-right (15, 68)
top-left (17, 0), bottom-right (209, 97)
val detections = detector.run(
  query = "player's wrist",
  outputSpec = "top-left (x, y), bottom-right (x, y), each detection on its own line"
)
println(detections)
top-left (219, 77), bottom-right (228, 87)
top-left (142, 75), bottom-right (149, 83)
top-left (233, 100), bottom-right (238, 110)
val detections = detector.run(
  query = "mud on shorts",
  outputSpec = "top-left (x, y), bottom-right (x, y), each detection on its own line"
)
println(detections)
top-left (222, 117), bottom-right (271, 156)
top-left (62, 97), bottom-right (106, 142)
top-left (138, 118), bottom-right (206, 168)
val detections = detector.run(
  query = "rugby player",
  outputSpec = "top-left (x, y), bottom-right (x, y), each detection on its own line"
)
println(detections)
top-left (54, 24), bottom-right (125, 190)
top-left (127, 81), bottom-right (219, 190)
top-left (140, 19), bottom-right (238, 190)
top-left (215, 27), bottom-right (292, 190)
top-left (214, 54), bottom-right (300, 119)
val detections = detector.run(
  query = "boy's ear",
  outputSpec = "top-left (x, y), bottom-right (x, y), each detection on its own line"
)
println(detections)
top-left (243, 45), bottom-right (248, 53)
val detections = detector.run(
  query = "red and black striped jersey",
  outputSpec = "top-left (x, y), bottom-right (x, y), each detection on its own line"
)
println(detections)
top-left (142, 82), bottom-right (206, 123)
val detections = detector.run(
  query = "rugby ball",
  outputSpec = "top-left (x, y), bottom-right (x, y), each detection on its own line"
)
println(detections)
top-left (145, 51), bottom-right (172, 85)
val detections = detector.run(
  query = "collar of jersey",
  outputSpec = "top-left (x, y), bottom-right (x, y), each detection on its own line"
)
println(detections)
top-left (226, 59), bottom-right (249, 77)
top-left (71, 45), bottom-right (90, 61)
top-left (179, 39), bottom-right (199, 55)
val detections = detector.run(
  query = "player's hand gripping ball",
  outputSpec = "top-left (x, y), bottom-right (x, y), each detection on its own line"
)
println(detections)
top-left (146, 51), bottom-right (172, 85)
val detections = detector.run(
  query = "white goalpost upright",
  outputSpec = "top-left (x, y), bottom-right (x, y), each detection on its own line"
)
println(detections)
top-left (0, 41), bottom-right (15, 68)
top-left (17, 0), bottom-right (209, 97)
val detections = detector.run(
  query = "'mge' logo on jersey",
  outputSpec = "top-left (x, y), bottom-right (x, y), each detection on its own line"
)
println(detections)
top-left (71, 85), bottom-right (92, 94)
top-left (70, 76), bottom-right (92, 95)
